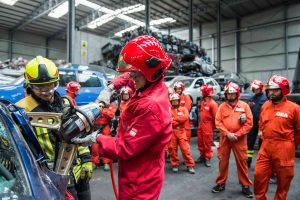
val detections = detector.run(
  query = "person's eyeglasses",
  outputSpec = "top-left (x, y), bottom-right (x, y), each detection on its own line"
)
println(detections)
top-left (31, 82), bottom-right (59, 95)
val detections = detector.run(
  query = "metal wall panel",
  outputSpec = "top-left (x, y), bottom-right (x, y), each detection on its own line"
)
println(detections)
top-left (74, 31), bottom-right (120, 65)
top-left (221, 60), bottom-right (235, 72)
top-left (241, 55), bottom-right (284, 72)
top-left (287, 21), bottom-right (300, 36)
top-left (241, 39), bottom-right (284, 57)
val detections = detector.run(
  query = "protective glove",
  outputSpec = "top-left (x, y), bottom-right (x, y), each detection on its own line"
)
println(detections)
top-left (227, 132), bottom-right (238, 141)
top-left (96, 84), bottom-right (114, 106)
top-left (239, 113), bottom-right (246, 124)
top-left (80, 161), bottom-right (93, 181)
top-left (71, 131), bottom-right (99, 146)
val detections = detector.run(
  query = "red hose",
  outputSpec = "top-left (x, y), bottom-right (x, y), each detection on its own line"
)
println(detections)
top-left (109, 161), bottom-right (119, 200)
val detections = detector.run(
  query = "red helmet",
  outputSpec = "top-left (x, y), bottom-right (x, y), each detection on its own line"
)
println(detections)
top-left (120, 86), bottom-right (133, 96)
top-left (168, 87), bottom-right (174, 95)
top-left (224, 82), bottom-right (240, 98)
top-left (66, 81), bottom-right (81, 94)
top-left (169, 92), bottom-right (180, 101)
top-left (265, 74), bottom-right (290, 96)
top-left (201, 84), bottom-right (214, 97)
top-left (251, 80), bottom-right (263, 90)
top-left (117, 35), bottom-right (172, 82)
top-left (174, 81), bottom-right (185, 91)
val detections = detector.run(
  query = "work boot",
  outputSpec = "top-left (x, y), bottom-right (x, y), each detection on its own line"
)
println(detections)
top-left (196, 156), bottom-right (205, 164)
top-left (242, 186), bottom-right (253, 198)
top-left (172, 166), bottom-right (179, 173)
top-left (204, 159), bottom-right (211, 167)
top-left (103, 163), bottom-right (110, 171)
top-left (187, 167), bottom-right (195, 174)
top-left (211, 184), bottom-right (225, 193)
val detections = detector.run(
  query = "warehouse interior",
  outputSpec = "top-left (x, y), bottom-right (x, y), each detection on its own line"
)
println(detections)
top-left (0, 0), bottom-right (299, 81)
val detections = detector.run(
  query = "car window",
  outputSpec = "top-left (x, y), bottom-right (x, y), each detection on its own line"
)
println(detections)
top-left (195, 79), bottom-right (204, 86)
top-left (0, 117), bottom-right (31, 197)
top-left (181, 79), bottom-right (194, 88)
top-left (205, 78), bottom-right (215, 86)
top-left (78, 71), bottom-right (101, 87)
top-left (59, 70), bottom-right (76, 87)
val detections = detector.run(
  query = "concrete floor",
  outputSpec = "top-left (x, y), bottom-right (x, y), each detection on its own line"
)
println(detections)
top-left (90, 137), bottom-right (300, 200)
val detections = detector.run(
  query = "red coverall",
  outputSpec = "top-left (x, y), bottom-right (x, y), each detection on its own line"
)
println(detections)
top-left (169, 106), bottom-right (195, 167)
top-left (92, 103), bottom-right (116, 165)
top-left (254, 99), bottom-right (300, 200)
top-left (96, 75), bottom-right (172, 200)
top-left (197, 98), bottom-right (218, 161)
top-left (215, 100), bottom-right (253, 186)
top-left (179, 93), bottom-right (192, 142)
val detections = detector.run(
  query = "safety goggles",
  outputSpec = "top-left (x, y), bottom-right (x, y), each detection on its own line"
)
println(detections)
top-left (30, 82), bottom-right (59, 95)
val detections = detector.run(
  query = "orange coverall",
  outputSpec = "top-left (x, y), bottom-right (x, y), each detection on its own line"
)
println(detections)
top-left (180, 93), bottom-right (192, 142)
top-left (119, 101), bottom-right (128, 113)
top-left (92, 103), bottom-right (116, 165)
top-left (169, 106), bottom-right (195, 167)
top-left (197, 98), bottom-right (218, 161)
top-left (254, 99), bottom-right (300, 200)
top-left (215, 100), bottom-right (253, 186)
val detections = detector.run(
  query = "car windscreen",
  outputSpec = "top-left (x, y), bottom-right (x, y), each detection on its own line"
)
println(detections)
top-left (164, 77), bottom-right (174, 82)
top-left (59, 70), bottom-right (76, 87)
top-left (78, 71), bottom-right (101, 87)
top-left (179, 79), bottom-right (194, 88)
top-left (0, 116), bottom-right (31, 197)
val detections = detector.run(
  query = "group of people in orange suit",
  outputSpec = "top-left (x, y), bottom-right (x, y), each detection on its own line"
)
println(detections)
top-left (167, 73), bottom-right (299, 199)
top-left (210, 74), bottom-right (300, 199)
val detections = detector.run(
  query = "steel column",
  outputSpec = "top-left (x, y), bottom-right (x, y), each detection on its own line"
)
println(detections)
top-left (189, 0), bottom-right (193, 42)
top-left (235, 18), bottom-right (241, 74)
top-left (217, 0), bottom-right (221, 71)
top-left (67, 0), bottom-right (75, 63)
top-left (145, 0), bottom-right (150, 34)
top-left (8, 31), bottom-right (13, 60)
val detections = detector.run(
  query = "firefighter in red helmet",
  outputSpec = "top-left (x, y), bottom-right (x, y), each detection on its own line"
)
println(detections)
top-left (173, 81), bottom-right (192, 142)
top-left (66, 81), bottom-right (81, 106)
top-left (254, 74), bottom-right (300, 200)
top-left (196, 84), bottom-right (218, 167)
top-left (119, 86), bottom-right (133, 112)
top-left (72, 35), bottom-right (173, 200)
top-left (212, 82), bottom-right (254, 198)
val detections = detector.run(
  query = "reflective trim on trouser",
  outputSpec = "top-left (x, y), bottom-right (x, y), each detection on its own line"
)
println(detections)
top-left (216, 138), bottom-right (252, 186)
top-left (197, 128), bottom-right (213, 161)
top-left (247, 150), bottom-right (254, 158)
top-left (168, 134), bottom-right (194, 167)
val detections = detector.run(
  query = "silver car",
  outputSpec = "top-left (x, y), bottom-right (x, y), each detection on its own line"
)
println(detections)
top-left (166, 76), bottom-right (221, 105)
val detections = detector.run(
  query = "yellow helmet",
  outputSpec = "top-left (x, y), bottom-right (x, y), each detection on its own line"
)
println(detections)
top-left (25, 56), bottom-right (59, 84)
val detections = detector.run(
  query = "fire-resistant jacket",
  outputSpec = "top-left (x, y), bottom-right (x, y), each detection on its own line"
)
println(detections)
top-left (199, 98), bottom-right (218, 131)
top-left (171, 106), bottom-right (189, 139)
top-left (259, 98), bottom-right (300, 144)
top-left (216, 100), bottom-right (253, 138)
top-left (94, 103), bottom-right (116, 125)
top-left (96, 77), bottom-right (172, 200)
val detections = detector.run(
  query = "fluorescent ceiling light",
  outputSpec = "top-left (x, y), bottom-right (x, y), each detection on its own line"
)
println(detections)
top-left (150, 18), bottom-right (176, 25)
top-left (87, 14), bottom-right (115, 29)
top-left (115, 25), bottom-right (139, 37)
top-left (87, 4), bottom-right (145, 29)
top-left (0, 0), bottom-right (18, 5)
top-left (48, 0), bottom-right (80, 19)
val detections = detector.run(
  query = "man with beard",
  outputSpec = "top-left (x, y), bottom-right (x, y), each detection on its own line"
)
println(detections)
top-left (212, 82), bottom-right (253, 198)
top-left (246, 80), bottom-right (267, 168)
top-left (254, 74), bottom-right (300, 200)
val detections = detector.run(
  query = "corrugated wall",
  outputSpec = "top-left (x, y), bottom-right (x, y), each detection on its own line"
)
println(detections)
top-left (0, 29), bottom-right (66, 61)
top-left (169, 3), bottom-right (300, 83)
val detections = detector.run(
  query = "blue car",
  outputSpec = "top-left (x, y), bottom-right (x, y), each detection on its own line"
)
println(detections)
top-left (0, 99), bottom-right (67, 199)
top-left (0, 67), bottom-right (108, 106)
